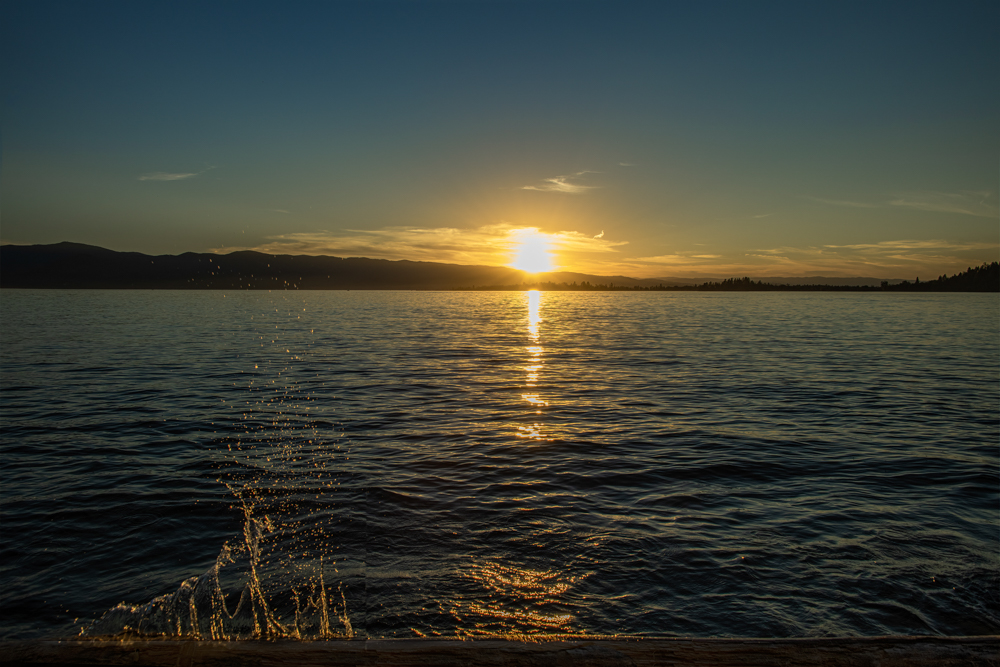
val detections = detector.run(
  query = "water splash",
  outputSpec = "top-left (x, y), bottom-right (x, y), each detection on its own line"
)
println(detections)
top-left (84, 498), bottom-right (354, 640)
top-left (85, 301), bottom-right (355, 640)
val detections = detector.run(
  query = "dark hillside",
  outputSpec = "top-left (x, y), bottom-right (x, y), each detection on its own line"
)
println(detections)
top-left (0, 242), bottom-right (526, 290)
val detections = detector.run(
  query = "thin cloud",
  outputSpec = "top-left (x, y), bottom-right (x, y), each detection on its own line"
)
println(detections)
top-left (552, 230), bottom-right (627, 254)
top-left (217, 223), bottom-right (626, 268)
top-left (138, 165), bottom-right (216, 182)
top-left (804, 196), bottom-right (881, 209)
top-left (618, 162), bottom-right (636, 167)
top-left (805, 191), bottom-right (998, 218)
top-left (889, 191), bottom-right (998, 218)
top-left (745, 240), bottom-right (999, 276)
top-left (215, 226), bottom-right (996, 281)
top-left (626, 237), bottom-right (998, 279)
top-left (636, 254), bottom-right (723, 264)
top-left (522, 171), bottom-right (599, 194)
top-left (138, 172), bottom-right (199, 181)
top-left (824, 239), bottom-right (998, 251)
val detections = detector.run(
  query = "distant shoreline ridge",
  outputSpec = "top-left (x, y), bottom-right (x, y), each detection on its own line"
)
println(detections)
top-left (1, 242), bottom-right (996, 292)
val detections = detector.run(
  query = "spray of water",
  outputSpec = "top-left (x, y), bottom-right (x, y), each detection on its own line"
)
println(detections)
top-left (85, 429), bottom-right (355, 640)
top-left (85, 296), bottom-right (354, 640)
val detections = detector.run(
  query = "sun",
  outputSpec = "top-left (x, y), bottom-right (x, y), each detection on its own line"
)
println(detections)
top-left (510, 230), bottom-right (555, 273)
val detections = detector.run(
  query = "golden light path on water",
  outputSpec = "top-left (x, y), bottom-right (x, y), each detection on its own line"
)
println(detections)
top-left (454, 289), bottom-right (580, 638)
top-left (520, 290), bottom-right (549, 417)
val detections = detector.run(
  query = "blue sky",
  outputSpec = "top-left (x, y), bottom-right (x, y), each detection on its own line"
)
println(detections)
top-left (2, 0), bottom-right (997, 278)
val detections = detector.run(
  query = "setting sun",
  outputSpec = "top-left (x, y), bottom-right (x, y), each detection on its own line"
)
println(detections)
top-left (510, 230), bottom-right (555, 273)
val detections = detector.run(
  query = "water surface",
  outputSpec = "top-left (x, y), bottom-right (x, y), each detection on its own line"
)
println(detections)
top-left (1, 290), bottom-right (997, 639)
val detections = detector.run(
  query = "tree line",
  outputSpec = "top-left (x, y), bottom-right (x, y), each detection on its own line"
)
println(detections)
top-left (462, 262), bottom-right (999, 292)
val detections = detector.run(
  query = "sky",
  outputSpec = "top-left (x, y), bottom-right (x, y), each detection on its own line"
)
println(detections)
top-left (2, 0), bottom-right (997, 279)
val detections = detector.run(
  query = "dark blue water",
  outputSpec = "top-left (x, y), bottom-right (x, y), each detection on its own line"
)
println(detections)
top-left (1, 290), bottom-right (997, 640)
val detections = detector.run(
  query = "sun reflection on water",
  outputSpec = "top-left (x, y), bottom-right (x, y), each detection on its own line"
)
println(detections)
top-left (516, 423), bottom-right (546, 440)
top-left (452, 562), bottom-right (581, 637)
top-left (442, 288), bottom-right (584, 637)
top-left (527, 290), bottom-right (542, 342)
top-left (521, 291), bottom-right (551, 429)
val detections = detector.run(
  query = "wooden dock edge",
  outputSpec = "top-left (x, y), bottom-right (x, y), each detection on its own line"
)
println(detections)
top-left (2, 635), bottom-right (997, 666)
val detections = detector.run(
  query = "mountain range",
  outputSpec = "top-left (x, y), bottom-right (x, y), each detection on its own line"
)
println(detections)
top-left (1, 242), bottom-right (901, 289)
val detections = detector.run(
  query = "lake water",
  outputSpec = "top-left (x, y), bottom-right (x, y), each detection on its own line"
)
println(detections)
top-left (0, 290), bottom-right (997, 640)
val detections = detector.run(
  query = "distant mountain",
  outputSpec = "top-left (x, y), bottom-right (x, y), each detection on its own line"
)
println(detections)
top-left (5, 243), bottom-right (990, 291)
top-left (0, 242), bottom-right (523, 289)
top-left (0, 242), bottom-right (689, 290)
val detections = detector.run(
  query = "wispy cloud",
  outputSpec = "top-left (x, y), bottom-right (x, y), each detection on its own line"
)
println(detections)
top-left (889, 191), bottom-right (998, 218)
top-left (551, 229), bottom-right (627, 254)
top-left (214, 224), bottom-right (996, 280)
top-left (216, 223), bottom-right (627, 269)
top-left (138, 171), bottom-right (199, 181)
top-left (618, 162), bottom-right (636, 167)
top-left (622, 253), bottom-right (782, 277)
top-left (824, 239), bottom-right (998, 251)
top-left (626, 237), bottom-right (999, 279)
top-left (803, 196), bottom-right (881, 209)
top-left (749, 240), bottom-right (999, 276)
top-left (138, 165), bottom-right (216, 182)
top-left (805, 190), bottom-right (997, 218)
top-left (635, 253), bottom-right (722, 264)
top-left (522, 171), bottom-right (599, 194)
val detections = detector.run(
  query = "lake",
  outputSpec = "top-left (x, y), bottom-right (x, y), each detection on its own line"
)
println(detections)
top-left (0, 290), bottom-right (997, 640)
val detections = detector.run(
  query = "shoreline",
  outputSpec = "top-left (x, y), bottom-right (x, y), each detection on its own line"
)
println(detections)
top-left (3, 635), bottom-right (998, 666)
top-left (3, 243), bottom-right (996, 292)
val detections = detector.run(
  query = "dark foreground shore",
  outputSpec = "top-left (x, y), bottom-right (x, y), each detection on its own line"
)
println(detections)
top-left (2, 636), bottom-right (997, 667)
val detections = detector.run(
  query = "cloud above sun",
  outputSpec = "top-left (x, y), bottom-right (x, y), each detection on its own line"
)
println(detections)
top-left (221, 224), bottom-right (628, 271)
top-left (522, 171), bottom-right (599, 194)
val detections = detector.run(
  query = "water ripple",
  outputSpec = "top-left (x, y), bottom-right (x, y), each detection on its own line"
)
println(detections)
top-left (0, 290), bottom-right (997, 639)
